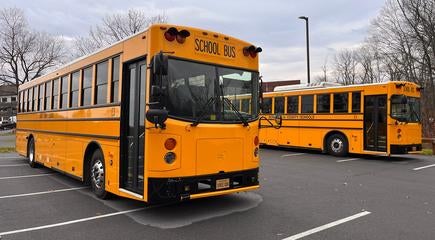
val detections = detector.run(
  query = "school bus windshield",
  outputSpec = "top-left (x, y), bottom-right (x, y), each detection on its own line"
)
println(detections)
top-left (391, 95), bottom-right (421, 123)
top-left (163, 58), bottom-right (259, 123)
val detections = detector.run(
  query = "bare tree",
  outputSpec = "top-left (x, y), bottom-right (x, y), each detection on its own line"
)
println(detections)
top-left (314, 56), bottom-right (329, 83)
top-left (74, 9), bottom-right (167, 57)
top-left (0, 7), bottom-right (64, 92)
top-left (369, 0), bottom-right (435, 137)
top-left (333, 49), bottom-right (359, 85)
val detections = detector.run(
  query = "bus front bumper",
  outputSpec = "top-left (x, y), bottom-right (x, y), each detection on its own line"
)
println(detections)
top-left (391, 144), bottom-right (422, 154)
top-left (148, 168), bottom-right (259, 204)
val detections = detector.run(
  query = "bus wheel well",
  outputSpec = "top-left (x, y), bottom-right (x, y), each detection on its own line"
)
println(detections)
top-left (323, 131), bottom-right (348, 152)
top-left (27, 134), bottom-right (34, 157)
top-left (83, 141), bottom-right (102, 185)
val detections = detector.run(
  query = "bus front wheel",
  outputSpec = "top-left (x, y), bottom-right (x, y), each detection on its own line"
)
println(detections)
top-left (327, 134), bottom-right (348, 157)
top-left (90, 150), bottom-right (109, 199)
top-left (28, 138), bottom-right (37, 168)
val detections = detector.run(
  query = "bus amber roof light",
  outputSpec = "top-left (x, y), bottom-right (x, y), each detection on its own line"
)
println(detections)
top-left (164, 138), bottom-right (177, 150)
top-left (164, 27), bottom-right (178, 42)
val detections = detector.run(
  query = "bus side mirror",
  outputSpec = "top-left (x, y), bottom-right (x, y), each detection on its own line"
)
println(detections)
top-left (152, 52), bottom-right (168, 75)
top-left (146, 109), bottom-right (168, 128)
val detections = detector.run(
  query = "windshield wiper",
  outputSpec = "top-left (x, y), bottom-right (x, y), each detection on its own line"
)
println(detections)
top-left (191, 97), bottom-right (217, 126)
top-left (223, 97), bottom-right (249, 126)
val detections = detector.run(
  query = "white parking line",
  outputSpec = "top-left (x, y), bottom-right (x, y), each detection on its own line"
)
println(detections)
top-left (0, 207), bottom-right (146, 236)
top-left (412, 164), bottom-right (435, 171)
top-left (282, 211), bottom-right (371, 240)
top-left (0, 164), bottom-right (28, 167)
top-left (336, 158), bottom-right (360, 163)
top-left (0, 173), bottom-right (55, 180)
top-left (281, 153), bottom-right (305, 157)
top-left (0, 187), bottom-right (88, 199)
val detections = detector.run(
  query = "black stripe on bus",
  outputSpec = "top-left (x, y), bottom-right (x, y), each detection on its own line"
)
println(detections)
top-left (261, 118), bottom-right (363, 122)
top-left (17, 102), bottom-right (121, 115)
top-left (18, 117), bottom-right (120, 122)
top-left (16, 128), bottom-right (120, 140)
top-left (260, 125), bottom-right (363, 130)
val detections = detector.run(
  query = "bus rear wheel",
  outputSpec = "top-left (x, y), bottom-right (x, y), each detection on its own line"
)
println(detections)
top-left (327, 134), bottom-right (348, 157)
top-left (28, 138), bottom-right (37, 168)
top-left (90, 149), bottom-right (109, 199)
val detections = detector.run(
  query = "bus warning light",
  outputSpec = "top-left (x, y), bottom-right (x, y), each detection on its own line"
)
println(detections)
top-left (243, 45), bottom-right (262, 58)
top-left (165, 138), bottom-right (177, 150)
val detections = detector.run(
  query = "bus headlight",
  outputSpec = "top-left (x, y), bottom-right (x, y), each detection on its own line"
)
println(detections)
top-left (164, 152), bottom-right (176, 164)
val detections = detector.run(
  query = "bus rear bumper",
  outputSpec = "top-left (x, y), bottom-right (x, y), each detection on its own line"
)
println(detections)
top-left (148, 168), bottom-right (259, 204)
top-left (391, 144), bottom-right (422, 154)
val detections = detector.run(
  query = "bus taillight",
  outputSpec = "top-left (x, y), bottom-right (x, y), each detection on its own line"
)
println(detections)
top-left (243, 45), bottom-right (262, 58)
top-left (254, 136), bottom-right (259, 146)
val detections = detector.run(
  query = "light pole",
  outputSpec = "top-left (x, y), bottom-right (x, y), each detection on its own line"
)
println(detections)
top-left (299, 16), bottom-right (310, 84)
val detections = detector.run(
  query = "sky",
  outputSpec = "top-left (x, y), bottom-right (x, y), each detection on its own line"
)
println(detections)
top-left (2, 0), bottom-right (386, 83)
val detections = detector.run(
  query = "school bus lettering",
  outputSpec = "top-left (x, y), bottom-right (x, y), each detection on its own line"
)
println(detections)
top-left (194, 38), bottom-right (236, 58)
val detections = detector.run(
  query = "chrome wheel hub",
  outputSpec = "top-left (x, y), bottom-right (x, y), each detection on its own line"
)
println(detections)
top-left (331, 138), bottom-right (343, 153)
top-left (91, 159), bottom-right (104, 189)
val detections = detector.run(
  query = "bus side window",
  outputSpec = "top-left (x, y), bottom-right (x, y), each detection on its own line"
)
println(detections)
top-left (52, 78), bottom-right (59, 110)
top-left (241, 99), bottom-right (250, 113)
top-left (274, 97), bottom-right (284, 114)
top-left (38, 84), bottom-right (44, 111)
top-left (301, 95), bottom-right (314, 113)
top-left (334, 93), bottom-right (348, 113)
top-left (352, 92), bottom-right (361, 113)
top-left (70, 71), bottom-right (80, 108)
top-left (28, 87), bottom-right (33, 112)
top-left (317, 94), bottom-right (330, 113)
top-left (111, 56), bottom-right (120, 103)
top-left (262, 98), bottom-right (272, 114)
top-left (95, 60), bottom-right (108, 105)
top-left (287, 96), bottom-right (298, 114)
top-left (82, 67), bottom-right (92, 106)
top-left (45, 81), bottom-right (52, 111)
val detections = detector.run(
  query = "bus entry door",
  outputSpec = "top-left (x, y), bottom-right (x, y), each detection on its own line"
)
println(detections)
top-left (120, 60), bottom-right (146, 194)
top-left (364, 95), bottom-right (387, 152)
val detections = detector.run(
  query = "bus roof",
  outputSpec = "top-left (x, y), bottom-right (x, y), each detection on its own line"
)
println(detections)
top-left (265, 81), bottom-right (420, 96)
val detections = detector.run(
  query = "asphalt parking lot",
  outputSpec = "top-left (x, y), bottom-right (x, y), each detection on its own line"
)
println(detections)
top-left (1, 148), bottom-right (435, 240)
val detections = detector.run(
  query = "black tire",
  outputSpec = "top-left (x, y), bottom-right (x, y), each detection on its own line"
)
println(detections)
top-left (28, 138), bottom-right (37, 168)
top-left (90, 149), bottom-right (109, 199)
top-left (326, 134), bottom-right (348, 157)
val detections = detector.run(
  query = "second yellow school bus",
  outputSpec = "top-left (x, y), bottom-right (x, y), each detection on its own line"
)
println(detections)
top-left (259, 81), bottom-right (422, 156)
top-left (16, 24), bottom-right (262, 203)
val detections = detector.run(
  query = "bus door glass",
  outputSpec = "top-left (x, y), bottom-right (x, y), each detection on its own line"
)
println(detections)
top-left (121, 59), bottom-right (146, 194)
top-left (364, 95), bottom-right (387, 152)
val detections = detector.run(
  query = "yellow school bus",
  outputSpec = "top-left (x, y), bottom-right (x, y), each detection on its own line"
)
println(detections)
top-left (16, 24), bottom-right (262, 203)
top-left (259, 81), bottom-right (422, 156)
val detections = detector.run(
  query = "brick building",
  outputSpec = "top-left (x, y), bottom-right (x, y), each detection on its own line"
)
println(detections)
top-left (262, 80), bottom-right (300, 92)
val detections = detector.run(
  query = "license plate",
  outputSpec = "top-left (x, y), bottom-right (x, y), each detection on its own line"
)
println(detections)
top-left (216, 178), bottom-right (230, 190)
